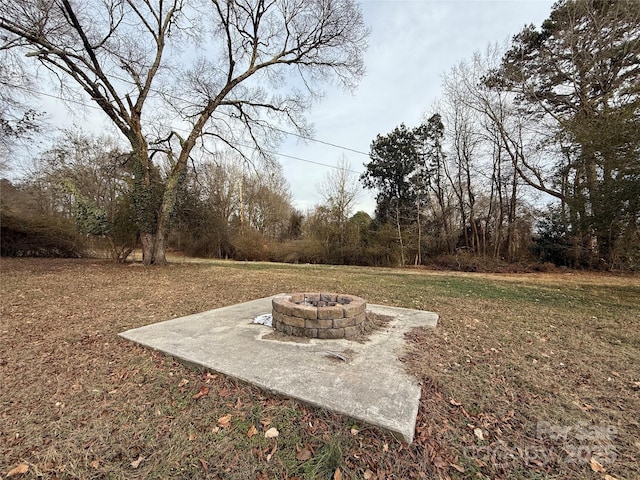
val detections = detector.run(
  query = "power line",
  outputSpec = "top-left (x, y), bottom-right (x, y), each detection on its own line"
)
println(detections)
top-left (16, 77), bottom-right (369, 163)
top-left (266, 126), bottom-right (369, 157)
top-left (235, 143), bottom-right (363, 174)
top-left (99, 70), bottom-right (371, 157)
top-left (10, 85), bottom-right (362, 175)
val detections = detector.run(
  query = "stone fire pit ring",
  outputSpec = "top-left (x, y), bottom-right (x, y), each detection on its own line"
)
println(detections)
top-left (272, 293), bottom-right (367, 339)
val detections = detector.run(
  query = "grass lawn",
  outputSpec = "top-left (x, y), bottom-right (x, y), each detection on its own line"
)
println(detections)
top-left (1, 257), bottom-right (639, 479)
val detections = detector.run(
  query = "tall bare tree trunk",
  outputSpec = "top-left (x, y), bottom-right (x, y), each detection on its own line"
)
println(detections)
top-left (506, 164), bottom-right (518, 262)
top-left (396, 199), bottom-right (405, 266)
top-left (416, 193), bottom-right (422, 265)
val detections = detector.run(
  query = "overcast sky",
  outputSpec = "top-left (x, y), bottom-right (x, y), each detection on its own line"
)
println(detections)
top-left (279, 0), bottom-right (555, 215)
top-left (31, 0), bottom-right (555, 216)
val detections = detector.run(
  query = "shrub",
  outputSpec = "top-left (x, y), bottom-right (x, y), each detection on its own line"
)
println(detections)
top-left (0, 211), bottom-right (84, 258)
top-left (270, 239), bottom-right (328, 264)
top-left (230, 229), bottom-right (270, 261)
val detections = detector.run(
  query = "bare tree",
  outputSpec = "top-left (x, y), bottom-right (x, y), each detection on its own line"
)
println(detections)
top-left (0, 34), bottom-right (43, 168)
top-left (242, 162), bottom-right (293, 240)
top-left (317, 155), bottom-right (360, 261)
top-left (441, 95), bottom-right (482, 254)
top-left (443, 46), bottom-right (539, 261)
top-left (0, 0), bottom-right (368, 264)
top-left (317, 155), bottom-right (359, 226)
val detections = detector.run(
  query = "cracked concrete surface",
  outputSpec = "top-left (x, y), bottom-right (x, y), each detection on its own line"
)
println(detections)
top-left (119, 294), bottom-right (438, 443)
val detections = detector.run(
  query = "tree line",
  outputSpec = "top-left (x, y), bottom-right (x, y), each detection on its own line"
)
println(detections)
top-left (364, 0), bottom-right (639, 270)
top-left (0, 128), bottom-right (387, 266)
top-left (1, 0), bottom-right (638, 270)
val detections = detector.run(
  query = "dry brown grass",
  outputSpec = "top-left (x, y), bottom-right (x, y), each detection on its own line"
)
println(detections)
top-left (1, 257), bottom-right (639, 479)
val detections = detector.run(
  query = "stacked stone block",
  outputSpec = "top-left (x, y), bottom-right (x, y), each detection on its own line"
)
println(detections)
top-left (272, 293), bottom-right (367, 339)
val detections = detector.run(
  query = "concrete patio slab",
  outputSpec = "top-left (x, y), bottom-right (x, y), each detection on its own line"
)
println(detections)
top-left (119, 295), bottom-right (438, 443)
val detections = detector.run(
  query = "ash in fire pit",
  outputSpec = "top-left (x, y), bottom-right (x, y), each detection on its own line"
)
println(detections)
top-left (272, 293), bottom-right (367, 339)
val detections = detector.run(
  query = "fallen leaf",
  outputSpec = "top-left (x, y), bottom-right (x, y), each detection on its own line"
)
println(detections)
top-left (188, 433), bottom-right (197, 441)
top-left (363, 469), bottom-right (374, 479)
top-left (474, 428), bottom-right (484, 440)
top-left (217, 414), bottom-right (232, 428)
top-left (6, 464), bottom-right (28, 477)
top-left (192, 385), bottom-right (209, 400)
top-left (589, 456), bottom-right (605, 473)
top-left (502, 410), bottom-right (515, 421)
top-left (199, 459), bottom-right (208, 473)
top-left (296, 448), bottom-right (312, 461)
top-left (247, 425), bottom-right (258, 437)
top-left (265, 427), bottom-right (279, 438)
top-left (350, 427), bottom-right (359, 436)
top-left (582, 403), bottom-right (594, 411)
top-left (450, 399), bottom-right (462, 406)
top-left (433, 456), bottom-right (448, 469)
top-left (450, 463), bottom-right (465, 473)
top-left (382, 442), bottom-right (388, 452)
top-left (178, 378), bottom-right (189, 388)
top-left (90, 460), bottom-right (100, 469)
top-left (130, 456), bottom-right (144, 469)
top-left (333, 467), bottom-right (342, 480)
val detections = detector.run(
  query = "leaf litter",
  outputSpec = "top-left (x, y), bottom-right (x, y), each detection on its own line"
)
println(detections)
top-left (1, 257), bottom-right (639, 479)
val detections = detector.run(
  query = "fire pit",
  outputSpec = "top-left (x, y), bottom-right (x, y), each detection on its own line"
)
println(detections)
top-left (272, 293), bottom-right (367, 339)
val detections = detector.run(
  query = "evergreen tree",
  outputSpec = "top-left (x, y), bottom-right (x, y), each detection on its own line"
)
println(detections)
top-left (494, 0), bottom-right (640, 267)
